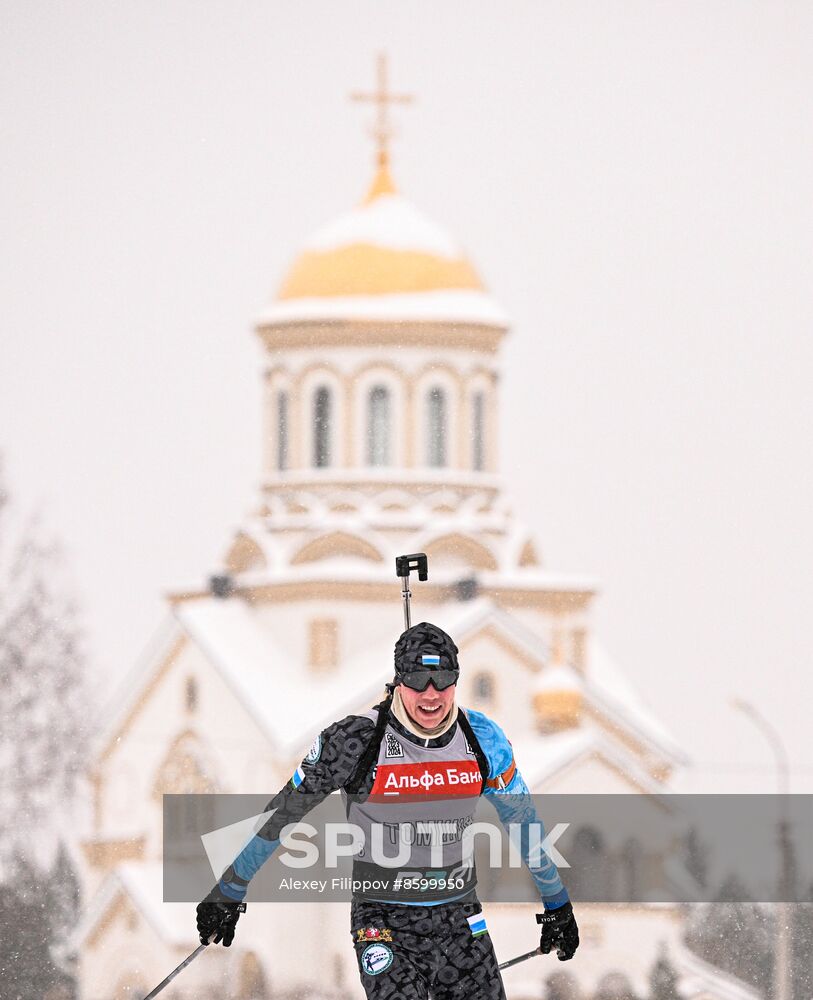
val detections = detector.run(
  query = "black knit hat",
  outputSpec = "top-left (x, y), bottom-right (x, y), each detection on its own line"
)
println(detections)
top-left (394, 622), bottom-right (460, 675)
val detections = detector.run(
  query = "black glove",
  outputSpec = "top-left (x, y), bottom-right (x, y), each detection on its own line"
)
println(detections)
top-left (536, 901), bottom-right (579, 961)
top-left (196, 884), bottom-right (246, 947)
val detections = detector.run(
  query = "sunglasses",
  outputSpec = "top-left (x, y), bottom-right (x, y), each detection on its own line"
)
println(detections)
top-left (397, 670), bottom-right (459, 692)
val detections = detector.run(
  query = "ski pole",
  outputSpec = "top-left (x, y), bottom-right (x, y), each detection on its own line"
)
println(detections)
top-left (139, 926), bottom-right (235, 1000)
top-left (498, 946), bottom-right (542, 971)
top-left (395, 553), bottom-right (428, 630)
top-left (140, 940), bottom-right (209, 999)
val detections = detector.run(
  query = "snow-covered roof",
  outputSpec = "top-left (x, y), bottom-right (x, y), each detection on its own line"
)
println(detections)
top-left (300, 192), bottom-right (465, 258)
top-left (534, 663), bottom-right (582, 693)
top-left (74, 862), bottom-right (196, 949)
top-left (257, 288), bottom-right (508, 327)
top-left (584, 637), bottom-right (687, 765)
top-left (442, 596), bottom-right (550, 668)
top-left (675, 943), bottom-right (762, 1000)
top-left (511, 728), bottom-right (667, 796)
top-left (447, 599), bottom-right (682, 767)
top-left (511, 728), bottom-right (595, 786)
top-left (97, 592), bottom-right (681, 791)
top-left (92, 614), bottom-right (184, 764)
top-left (174, 594), bottom-right (683, 771)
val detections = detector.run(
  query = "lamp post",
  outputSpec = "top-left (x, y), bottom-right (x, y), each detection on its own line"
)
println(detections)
top-left (731, 698), bottom-right (793, 1000)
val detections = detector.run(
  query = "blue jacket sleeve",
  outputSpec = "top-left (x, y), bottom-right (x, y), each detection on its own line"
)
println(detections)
top-left (216, 714), bottom-right (375, 900)
top-left (465, 709), bottom-right (570, 910)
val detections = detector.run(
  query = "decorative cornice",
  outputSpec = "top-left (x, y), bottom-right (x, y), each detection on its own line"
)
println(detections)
top-left (256, 321), bottom-right (506, 354)
top-left (167, 579), bottom-right (595, 612)
top-left (259, 475), bottom-right (502, 496)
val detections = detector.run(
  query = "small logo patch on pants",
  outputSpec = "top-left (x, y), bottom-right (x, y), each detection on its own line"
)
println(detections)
top-left (361, 943), bottom-right (394, 975)
top-left (467, 913), bottom-right (488, 937)
top-left (356, 927), bottom-right (393, 943)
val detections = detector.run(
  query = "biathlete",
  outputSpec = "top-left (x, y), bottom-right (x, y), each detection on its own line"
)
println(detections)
top-left (196, 622), bottom-right (579, 999)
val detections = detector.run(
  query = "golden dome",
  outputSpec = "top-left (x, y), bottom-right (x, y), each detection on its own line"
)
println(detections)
top-left (276, 166), bottom-right (486, 301)
top-left (533, 665), bottom-right (584, 733)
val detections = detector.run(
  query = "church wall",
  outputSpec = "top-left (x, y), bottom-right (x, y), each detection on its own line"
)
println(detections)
top-left (455, 628), bottom-right (541, 735)
top-left (156, 637), bottom-right (299, 801)
top-left (233, 593), bottom-right (594, 746)
top-left (90, 635), bottom-right (282, 871)
top-left (251, 597), bottom-right (402, 690)
top-left (223, 593), bottom-right (590, 749)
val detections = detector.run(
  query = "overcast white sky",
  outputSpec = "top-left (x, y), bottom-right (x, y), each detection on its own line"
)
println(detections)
top-left (1, 2), bottom-right (812, 791)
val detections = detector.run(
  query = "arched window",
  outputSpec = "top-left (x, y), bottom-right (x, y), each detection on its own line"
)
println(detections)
top-left (185, 676), bottom-right (197, 713)
top-left (277, 390), bottom-right (289, 471)
top-left (154, 733), bottom-right (218, 859)
top-left (473, 672), bottom-right (494, 702)
top-left (313, 386), bottom-right (331, 467)
top-left (367, 385), bottom-right (391, 466)
top-left (472, 391), bottom-right (485, 471)
top-left (309, 618), bottom-right (339, 670)
top-left (427, 387), bottom-right (447, 467)
top-left (568, 825), bottom-right (610, 900)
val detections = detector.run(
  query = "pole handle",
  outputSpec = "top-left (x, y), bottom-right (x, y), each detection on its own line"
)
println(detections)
top-left (395, 553), bottom-right (428, 581)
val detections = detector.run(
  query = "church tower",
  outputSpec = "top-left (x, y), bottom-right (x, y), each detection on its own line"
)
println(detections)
top-left (211, 55), bottom-right (596, 707)
top-left (77, 59), bottom-right (754, 1000)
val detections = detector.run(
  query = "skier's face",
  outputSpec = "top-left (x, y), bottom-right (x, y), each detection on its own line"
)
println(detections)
top-left (399, 680), bottom-right (456, 731)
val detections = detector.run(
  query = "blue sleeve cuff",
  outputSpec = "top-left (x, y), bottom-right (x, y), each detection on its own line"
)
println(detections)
top-left (218, 878), bottom-right (248, 901)
top-left (543, 889), bottom-right (571, 911)
top-left (232, 836), bottom-right (280, 883)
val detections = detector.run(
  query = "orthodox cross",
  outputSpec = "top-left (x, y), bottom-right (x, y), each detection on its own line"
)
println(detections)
top-left (350, 53), bottom-right (414, 168)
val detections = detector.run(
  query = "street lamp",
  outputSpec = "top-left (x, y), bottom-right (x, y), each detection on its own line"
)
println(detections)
top-left (731, 697), bottom-right (793, 1000)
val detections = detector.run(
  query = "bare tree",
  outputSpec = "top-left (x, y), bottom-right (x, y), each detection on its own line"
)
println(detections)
top-left (791, 884), bottom-right (813, 1000)
top-left (0, 459), bottom-right (88, 869)
top-left (649, 944), bottom-right (683, 1000)
top-left (0, 457), bottom-right (89, 999)
top-left (684, 877), bottom-right (774, 998)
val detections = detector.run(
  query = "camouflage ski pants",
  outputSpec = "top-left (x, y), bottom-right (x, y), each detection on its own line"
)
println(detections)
top-left (351, 896), bottom-right (507, 1000)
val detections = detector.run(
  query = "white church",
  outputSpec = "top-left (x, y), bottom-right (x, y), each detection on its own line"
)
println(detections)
top-left (74, 61), bottom-right (760, 1000)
